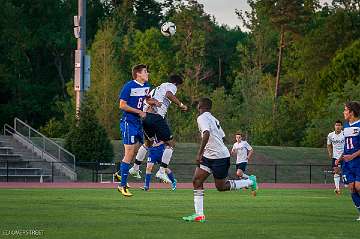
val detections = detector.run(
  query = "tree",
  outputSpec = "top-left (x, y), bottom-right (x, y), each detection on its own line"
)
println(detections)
top-left (89, 23), bottom-right (124, 139)
top-left (259, 0), bottom-right (315, 115)
top-left (134, 0), bottom-right (163, 31)
top-left (0, 0), bottom-right (107, 128)
top-left (170, 1), bottom-right (213, 103)
top-left (65, 96), bottom-right (114, 162)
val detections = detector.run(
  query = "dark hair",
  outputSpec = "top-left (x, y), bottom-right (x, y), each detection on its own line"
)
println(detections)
top-left (198, 98), bottom-right (212, 110)
top-left (345, 101), bottom-right (360, 117)
top-left (235, 132), bottom-right (245, 138)
top-left (132, 64), bottom-right (147, 79)
top-left (335, 120), bottom-right (342, 125)
top-left (168, 74), bottom-right (183, 85)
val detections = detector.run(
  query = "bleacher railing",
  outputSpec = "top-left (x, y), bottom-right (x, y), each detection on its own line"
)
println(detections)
top-left (12, 118), bottom-right (75, 171)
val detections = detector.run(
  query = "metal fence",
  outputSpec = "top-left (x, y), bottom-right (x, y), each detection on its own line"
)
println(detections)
top-left (13, 118), bottom-right (75, 171)
top-left (0, 160), bottom-right (334, 184)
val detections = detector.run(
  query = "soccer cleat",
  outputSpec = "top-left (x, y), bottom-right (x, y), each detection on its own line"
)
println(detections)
top-left (117, 186), bottom-right (133, 197)
top-left (129, 167), bottom-right (142, 179)
top-left (356, 215), bottom-right (360, 221)
top-left (114, 172), bottom-right (121, 182)
top-left (182, 214), bottom-right (206, 223)
top-left (171, 179), bottom-right (177, 191)
top-left (113, 172), bottom-right (131, 188)
top-left (334, 189), bottom-right (341, 196)
top-left (249, 175), bottom-right (258, 196)
top-left (155, 170), bottom-right (171, 184)
top-left (140, 186), bottom-right (150, 191)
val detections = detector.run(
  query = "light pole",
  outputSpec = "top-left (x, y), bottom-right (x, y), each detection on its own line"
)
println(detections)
top-left (74, 0), bottom-right (90, 117)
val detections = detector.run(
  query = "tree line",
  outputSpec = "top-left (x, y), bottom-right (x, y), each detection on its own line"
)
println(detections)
top-left (1, 0), bottom-right (360, 153)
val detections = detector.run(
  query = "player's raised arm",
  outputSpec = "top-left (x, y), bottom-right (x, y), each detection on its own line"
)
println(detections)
top-left (165, 91), bottom-right (188, 111)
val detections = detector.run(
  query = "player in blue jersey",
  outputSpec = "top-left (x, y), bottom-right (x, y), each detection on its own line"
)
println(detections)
top-left (336, 101), bottom-right (360, 221)
top-left (141, 140), bottom-right (177, 191)
top-left (115, 64), bottom-right (160, 197)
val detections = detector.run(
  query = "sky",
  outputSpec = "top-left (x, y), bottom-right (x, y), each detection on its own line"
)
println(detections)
top-left (197, 0), bottom-right (332, 29)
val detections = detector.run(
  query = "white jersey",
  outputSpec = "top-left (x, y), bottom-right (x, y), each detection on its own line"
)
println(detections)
top-left (232, 141), bottom-right (253, 164)
top-left (327, 131), bottom-right (345, 159)
top-left (147, 82), bottom-right (177, 118)
top-left (197, 112), bottom-right (230, 159)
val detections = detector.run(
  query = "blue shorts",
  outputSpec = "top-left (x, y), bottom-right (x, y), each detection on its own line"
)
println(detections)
top-left (236, 162), bottom-right (247, 172)
top-left (147, 144), bottom-right (165, 164)
top-left (120, 119), bottom-right (144, 145)
top-left (200, 156), bottom-right (230, 179)
top-left (342, 163), bottom-right (360, 184)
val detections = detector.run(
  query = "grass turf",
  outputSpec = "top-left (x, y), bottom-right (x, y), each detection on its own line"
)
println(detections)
top-left (0, 188), bottom-right (359, 239)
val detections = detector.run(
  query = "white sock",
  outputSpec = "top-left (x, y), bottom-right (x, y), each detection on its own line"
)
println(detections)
top-left (161, 147), bottom-right (173, 165)
top-left (159, 147), bottom-right (173, 173)
top-left (228, 179), bottom-right (253, 190)
top-left (134, 145), bottom-right (148, 170)
top-left (334, 174), bottom-right (340, 190)
top-left (194, 190), bottom-right (204, 216)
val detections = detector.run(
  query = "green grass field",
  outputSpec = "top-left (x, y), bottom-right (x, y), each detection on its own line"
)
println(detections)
top-left (1, 188), bottom-right (358, 239)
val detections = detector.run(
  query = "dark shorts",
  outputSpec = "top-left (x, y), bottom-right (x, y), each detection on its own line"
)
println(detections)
top-left (236, 162), bottom-right (247, 172)
top-left (199, 156), bottom-right (230, 179)
top-left (142, 113), bottom-right (173, 142)
top-left (332, 158), bottom-right (343, 168)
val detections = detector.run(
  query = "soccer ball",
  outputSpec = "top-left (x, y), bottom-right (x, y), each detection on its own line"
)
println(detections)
top-left (161, 22), bottom-right (176, 37)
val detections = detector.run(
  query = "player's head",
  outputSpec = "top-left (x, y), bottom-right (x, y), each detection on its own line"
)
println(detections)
top-left (344, 101), bottom-right (360, 121)
top-left (168, 74), bottom-right (183, 86)
top-left (132, 64), bottom-right (149, 82)
top-left (197, 98), bottom-right (212, 113)
top-left (235, 132), bottom-right (244, 142)
top-left (334, 120), bottom-right (342, 132)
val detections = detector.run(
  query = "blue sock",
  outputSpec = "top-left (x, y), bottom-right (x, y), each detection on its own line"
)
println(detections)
top-left (145, 173), bottom-right (152, 189)
top-left (167, 172), bottom-right (175, 183)
top-left (351, 192), bottom-right (360, 212)
top-left (120, 162), bottom-right (130, 187)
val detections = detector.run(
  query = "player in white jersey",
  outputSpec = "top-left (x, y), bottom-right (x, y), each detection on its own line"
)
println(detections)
top-left (126, 75), bottom-right (188, 183)
top-left (182, 98), bottom-right (258, 223)
top-left (327, 120), bottom-right (345, 195)
top-left (231, 132), bottom-right (254, 179)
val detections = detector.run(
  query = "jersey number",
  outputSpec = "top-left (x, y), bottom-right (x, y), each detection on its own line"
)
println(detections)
top-left (137, 98), bottom-right (143, 108)
top-left (346, 138), bottom-right (354, 150)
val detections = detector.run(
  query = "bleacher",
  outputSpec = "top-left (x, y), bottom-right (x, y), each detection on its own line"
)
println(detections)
top-left (0, 137), bottom-right (53, 182)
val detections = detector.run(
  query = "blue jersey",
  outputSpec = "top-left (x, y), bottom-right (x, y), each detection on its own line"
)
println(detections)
top-left (119, 80), bottom-right (150, 124)
top-left (343, 120), bottom-right (360, 167)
